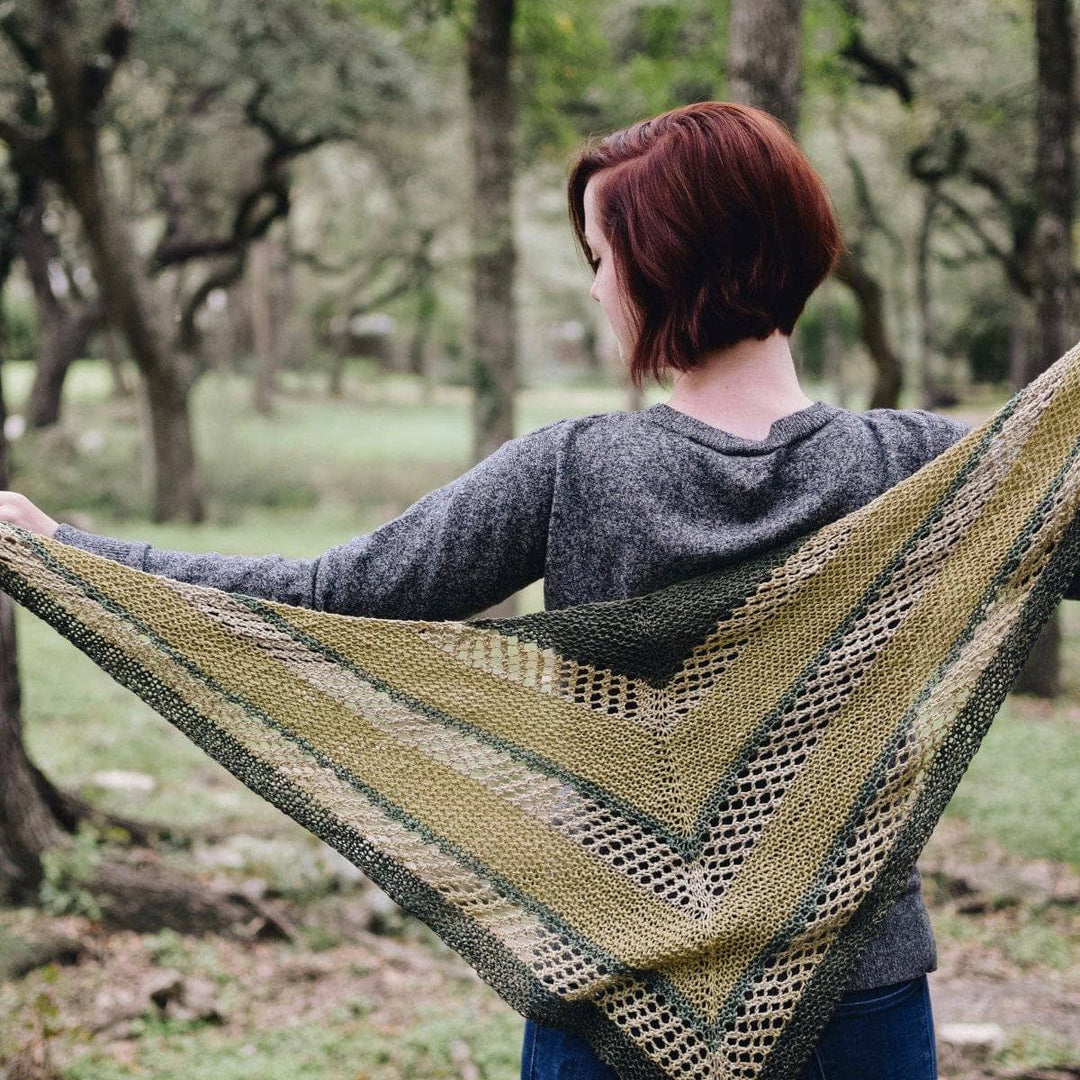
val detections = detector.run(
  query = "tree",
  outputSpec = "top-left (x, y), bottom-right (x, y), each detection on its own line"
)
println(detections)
top-left (0, 0), bottom-right (429, 909)
top-left (729, 0), bottom-right (802, 130)
top-left (0, 0), bottom-right (427, 508)
top-left (0, 0), bottom-right (206, 522)
top-left (831, 0), bottom-right (1073, 697)
top-left (1012, 0), bottom-right (1074, 697)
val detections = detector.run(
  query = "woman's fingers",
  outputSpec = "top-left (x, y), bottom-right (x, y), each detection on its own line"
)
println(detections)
top-left (0, 491), bottom-right (60, 537)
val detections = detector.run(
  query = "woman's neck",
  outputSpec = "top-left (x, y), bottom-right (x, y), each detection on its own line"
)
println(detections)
top-left (663, 331), bottom-right (814, 440)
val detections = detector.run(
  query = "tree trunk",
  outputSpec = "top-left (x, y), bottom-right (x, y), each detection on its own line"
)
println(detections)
top-left (0, 311), bottom-right (73, 902)
top-left (0, 598), bottom-right (68, 903)
top-left (727, 0), bottom-right (803, 134)
top-left (915, 186), bottom-right (941, 410)
top-left (728, 0), bottom-right (902, 408)
top-left (408, 285), bottom-right (437, 377)
top-left (466, 0), bottom-right (518, 619)
top-left (250, 237), bottom-right (275, 416)
top-left (1013, 0), bottom-right (1075, 699)
top-left (60, 158), bottom-right (203, 522)
top-left (26, 302), bottom-right (103, 428)
top-left (103, 325), bottom-right (133, 399)
top-left (274, 241), bottom-right (301, 374)
top-left (16, 181), bottom-right (104, 428)
top-left (0, 172), bottom-right (77, 903)
top-left (832, 249), bottom-right (903, 408)
top-left (38, 0), bottom-right (204, 522)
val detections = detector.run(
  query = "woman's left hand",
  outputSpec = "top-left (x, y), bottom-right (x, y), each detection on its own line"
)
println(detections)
top-left (0, 492), bottom-right (61, 537)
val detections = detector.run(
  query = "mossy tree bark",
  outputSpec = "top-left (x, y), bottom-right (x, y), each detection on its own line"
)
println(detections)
top-left (1012, 0), bottom-right (1075, 698)
top-left (466, 0), bottom-right (518, 619)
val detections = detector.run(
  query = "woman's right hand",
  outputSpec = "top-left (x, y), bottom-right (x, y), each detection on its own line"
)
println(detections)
top-left (0, 492), bottom-right (60, 538)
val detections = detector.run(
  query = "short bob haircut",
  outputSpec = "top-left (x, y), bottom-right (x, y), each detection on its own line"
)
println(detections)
top-left (567, 101), bottom-right (846, 391)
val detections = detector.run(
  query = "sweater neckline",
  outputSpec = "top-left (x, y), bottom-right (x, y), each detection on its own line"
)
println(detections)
top-left (639, 400), bottom-right (841, 455)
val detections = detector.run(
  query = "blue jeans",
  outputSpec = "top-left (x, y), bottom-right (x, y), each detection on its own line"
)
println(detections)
top-left (520, 974), bottom-right (937, 1080)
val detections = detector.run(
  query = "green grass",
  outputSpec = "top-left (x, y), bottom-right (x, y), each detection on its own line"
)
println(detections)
top-left (941, 686), bottom-right (1080, 868)
top-left (60, 1003), bottom-right (525, 1080)
top-left (993, 1023), bottom-right (1080, 1073)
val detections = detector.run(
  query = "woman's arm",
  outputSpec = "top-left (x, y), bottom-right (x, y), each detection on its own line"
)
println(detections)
top-left (29, 418), bottom-right (572, 621)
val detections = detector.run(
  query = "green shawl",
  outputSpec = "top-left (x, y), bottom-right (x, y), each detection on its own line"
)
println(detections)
top-left (4, 339), bottom-right (1080, 1080)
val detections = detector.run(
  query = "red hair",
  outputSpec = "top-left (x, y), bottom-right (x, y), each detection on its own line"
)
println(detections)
top-left (567, 101), bottom-right (846, 391)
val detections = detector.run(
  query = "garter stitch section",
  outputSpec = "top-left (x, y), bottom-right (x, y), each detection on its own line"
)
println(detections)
top-left (4, 339), bottom-right (1080, 1080)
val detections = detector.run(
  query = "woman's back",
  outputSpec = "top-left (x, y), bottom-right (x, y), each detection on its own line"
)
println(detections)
top-left (539, 396), bottom-right (970, 994)
top-left (542, 399), bottom-right (966, 612)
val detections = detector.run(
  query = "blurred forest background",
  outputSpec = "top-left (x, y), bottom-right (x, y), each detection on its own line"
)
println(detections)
top-left (3, 0), bottom-right (1080, 1077)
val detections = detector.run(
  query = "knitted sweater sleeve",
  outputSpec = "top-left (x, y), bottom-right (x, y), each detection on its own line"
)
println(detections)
top-left (51, 419), bottom-right (569, 621)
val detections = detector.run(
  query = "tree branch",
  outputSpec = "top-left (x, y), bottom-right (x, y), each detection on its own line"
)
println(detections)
top-left (81, 0), bottom-right (136, 113)
top-left (0, 4), bottom-right (42, 70)
top-left (935, 191), bottom-right (1033, 297)
top-left (837, 29), bottom-right (916, 104)
top-left (0, 118), bottom-right (56, 177)
top-left (177, 255), bottom-right (245, 357)
top-left (150, 178), bottom-right (289, 270)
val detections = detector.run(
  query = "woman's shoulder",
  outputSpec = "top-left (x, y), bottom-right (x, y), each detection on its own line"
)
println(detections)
top-left (515, 408), bottom-right (643, 453)
top-left (854, 405), bottom-right (972, 457)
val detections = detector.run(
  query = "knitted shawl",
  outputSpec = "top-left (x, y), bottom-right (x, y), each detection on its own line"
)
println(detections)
top-left (3, 339), bottom-right (1080, 1080)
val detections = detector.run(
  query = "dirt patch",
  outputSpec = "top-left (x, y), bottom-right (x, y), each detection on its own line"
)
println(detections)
top-left (4, 818), bottom-right (1080, 1078)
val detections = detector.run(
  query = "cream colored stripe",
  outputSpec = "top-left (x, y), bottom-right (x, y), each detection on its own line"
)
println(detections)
top-left (716, 575), bottom-right (1037, 1024)
top-left (409, 507), bottom-right (858, 740)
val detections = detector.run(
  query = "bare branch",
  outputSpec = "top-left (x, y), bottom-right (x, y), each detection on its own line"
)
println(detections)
top-left (0, 117), bottom-right (55, 177)
top-left (0, 4), bottom-right (42, 71)
top-left (81, 0), bottom-right (136, 112)
top-left (177, 256), bottom-right (244, 356)
top-left (935, 191), bottom-right (1033, 297)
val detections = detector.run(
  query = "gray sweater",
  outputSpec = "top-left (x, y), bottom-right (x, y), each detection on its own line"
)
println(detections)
top-left (54, 398), bottom-right (1070, 991)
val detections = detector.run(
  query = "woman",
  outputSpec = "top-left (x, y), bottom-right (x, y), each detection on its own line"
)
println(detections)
top-left (1, 102), bottom-right (958, 1079)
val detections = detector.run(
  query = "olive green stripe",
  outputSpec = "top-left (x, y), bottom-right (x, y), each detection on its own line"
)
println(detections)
top-left (0, 551), bottom-right (647, 987)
